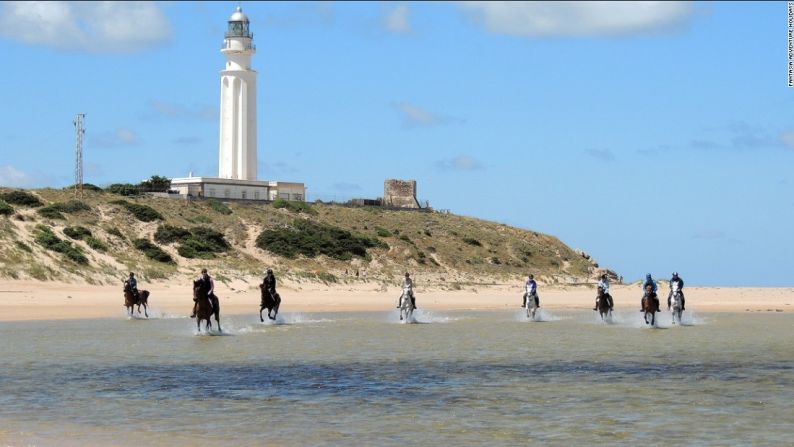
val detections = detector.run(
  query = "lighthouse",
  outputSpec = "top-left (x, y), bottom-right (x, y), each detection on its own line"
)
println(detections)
top-left (218, 6), bottom-right (257, 181)
top-left (169, 6), bottom-right (305, 202)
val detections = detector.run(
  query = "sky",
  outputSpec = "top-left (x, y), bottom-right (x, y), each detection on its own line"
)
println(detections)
top-left (0, 1), bottom-right (792, 287)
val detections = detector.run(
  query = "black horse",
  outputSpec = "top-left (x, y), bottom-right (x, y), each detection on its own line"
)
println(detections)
top-left (259, 284), bottom-right (281, 322)
top-left (193, 279), bottom-right (221, 332)
top-left (596, 286), bottom-right (613, 321)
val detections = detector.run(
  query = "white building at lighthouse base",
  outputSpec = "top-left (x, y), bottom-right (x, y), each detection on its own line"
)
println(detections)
top-left (169, 176), bottom-right (305, 202)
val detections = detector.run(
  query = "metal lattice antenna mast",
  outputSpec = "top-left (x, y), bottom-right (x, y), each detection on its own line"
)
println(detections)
top-left (73, 113), bottom-right (85, 198)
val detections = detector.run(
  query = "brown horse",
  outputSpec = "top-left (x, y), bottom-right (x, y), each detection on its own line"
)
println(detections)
top-left (123, 281), bottom-right (149, 318)
top-left (193, 279), bottom-right (221, 332)
top-left (641, 285), bottom-right (660, 326)
top-left (259, 284), bottom-right (281, 322)
top-left (596, 286), bottom-right (613, 321)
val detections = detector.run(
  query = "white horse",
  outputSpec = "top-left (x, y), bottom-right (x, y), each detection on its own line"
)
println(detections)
top-left (399, 287), bottom-right (415, 323)
top-left (670, 284), bottom-right (684, 325)
top-left (525, 292), bottom-right (539, 320)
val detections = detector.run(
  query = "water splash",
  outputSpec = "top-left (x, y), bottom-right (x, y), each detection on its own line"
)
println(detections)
top-left (514, 308), bottom-right (562, 322)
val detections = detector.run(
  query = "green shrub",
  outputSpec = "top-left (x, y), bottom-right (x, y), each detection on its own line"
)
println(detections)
top-left (317, 272), bottom-right (338, 283)
top-left (463, 237), bottom-right (482, 247)
top-left (190, 227), bottom-right (230, 251)
top-left (255, 219), bottom-right (386, 260)
top-left (424, 229), bottom-right (432, 237)
top-left (133, 239), bottom-right (174, 264)
top-left (399, 235), bottom-right (412, 244)
top-left (106, 183), bottom-right (139, 196)
top-left (0, 191), bottom-right (43, 207)
top-left (50, 200), bottom-right (91, 213)
top-left (14, 240), bottom-right (32, 252)
top-left (63, 226), bottom-right (92, 240)
top-left (36, 206), bottom-right (65, 220)
top-left (154, 224), bottom-right (230, 259)
top-left (427, 246), bottom-right (436, 253)
top-left (63, 183), bottom-right (103, 192)
top-left (0, 200), bottom-right (14, 216)
top-left (272, 199), bottom-right (315, 214)
top-left (33, 225), bottom-right (88, 265)
top-left (376, 228), bottom-right (392, 238)
top-left (154, 224), bottom-right (192, 244)
top-left (105, 227), bottom-right (125, 240)
top-left (137, 175), bottom-right (171, 192)
top-left (112, 200), bottom-right (163, 222)
top-left (207, 199), bottom-right (232, 215)
top-left (188, 215), bottom-right (212, 224)
top-left (85, 236), bottom-right (107, 252)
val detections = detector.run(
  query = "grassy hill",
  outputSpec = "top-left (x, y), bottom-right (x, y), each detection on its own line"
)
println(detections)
top-left (0, 188), bottom-right (607, 288)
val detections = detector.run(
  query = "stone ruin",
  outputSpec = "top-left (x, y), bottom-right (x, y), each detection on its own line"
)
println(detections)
top-left (384, 179), bottom-right (420, 209)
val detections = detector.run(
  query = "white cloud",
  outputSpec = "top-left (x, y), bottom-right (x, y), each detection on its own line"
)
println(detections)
top-left (383, 4), bottom-right (411, 34)
top-left (392, 102), bottom-right (452, 128)
top-left (586, 148), bottom-right (615, 162)
top-left (435, 155), bottom-right (485, 171)
top-left (780, 131), bottom-right (794, 150)
top-left (0, 1), bottom-right (171, 52)
top-left (460, 1), bottom-right (693, 37)
top-left (0, 165), bottom-right (53, 188)
top-left (92, 128), bottom-right (140, 148)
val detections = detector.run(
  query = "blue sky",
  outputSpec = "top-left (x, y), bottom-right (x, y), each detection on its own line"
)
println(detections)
top-left (1, 1), bottom-right (792, 286)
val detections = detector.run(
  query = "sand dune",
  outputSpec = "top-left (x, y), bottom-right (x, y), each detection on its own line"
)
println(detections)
top-left (1, 279), bottom-right (792, 322)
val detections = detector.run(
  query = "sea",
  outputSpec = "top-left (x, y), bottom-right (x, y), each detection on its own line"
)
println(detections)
top-left (1, 309), bottom-right (792, 446)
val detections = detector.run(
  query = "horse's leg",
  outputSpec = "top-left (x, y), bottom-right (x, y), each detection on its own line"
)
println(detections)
top-left (143, 302), bottom-right (148, 318)
top-left (260, 306), bottom-right (264, 323)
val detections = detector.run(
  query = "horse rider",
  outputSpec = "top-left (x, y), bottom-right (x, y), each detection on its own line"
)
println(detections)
top-left (593, 273), bottom-right (610, 311)
top-left (522, 274), bottom-right (539, 308)
top-left (641, 273), bottom-right (658, 311)
top-left (262, 268), bottom-right (277, 300)
top-left (191, 268), bottom-right (215, 318)
top-left (126, 272), bottom-right (140, 301)
top-left (397, 272), bottom-right (417, 309)
top-left (668, 271), bottom-right (686, 311)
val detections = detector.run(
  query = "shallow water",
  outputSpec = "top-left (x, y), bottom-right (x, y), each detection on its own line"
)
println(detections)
top-left (1, 310), bottom-right (792, 446)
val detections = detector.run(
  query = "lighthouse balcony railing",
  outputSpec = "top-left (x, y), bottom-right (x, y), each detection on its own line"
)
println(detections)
top-left (222, 40), bottom-right (255, 51)
top-left (225, 31), bottom-right (254, 39)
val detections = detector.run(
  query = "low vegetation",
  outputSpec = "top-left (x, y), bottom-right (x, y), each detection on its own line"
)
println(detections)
top-left (0, 200), bottom-right (14, 216)
top-left (154, 224), bottom-right (231, 259)
top-left (132, 239), bottom-right (173, 264)
top-left (0, 188), bottom-right (598, 284)
top-left (33, 225), bottom-right (89, 265)
top-left (207, 199), bottom-right (233, 215)
top-left (111, 200), bottom-right (163, 222)
top-left (63, 226), bottom-right (92, 240)
top-left (0, 190), bottom-right (43, 207)
top-left (256, 219), bottom-right (386, 260)
top-left (36, 201), bottom-right (92, 220)
top-left (273, 199), bottom-right (315, 214)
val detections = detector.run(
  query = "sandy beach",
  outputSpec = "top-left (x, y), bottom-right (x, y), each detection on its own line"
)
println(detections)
top-left (1, 279), bottom-right (792, 321)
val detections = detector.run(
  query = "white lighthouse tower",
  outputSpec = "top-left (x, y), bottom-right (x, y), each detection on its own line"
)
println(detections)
top-left (218, 6), bottom-right (257, 181)
top-left (169, 6), bottom-right (305, 203)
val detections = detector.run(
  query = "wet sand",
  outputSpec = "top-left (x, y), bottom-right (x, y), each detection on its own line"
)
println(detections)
top-left (1, 279), bottom-right (792, 321)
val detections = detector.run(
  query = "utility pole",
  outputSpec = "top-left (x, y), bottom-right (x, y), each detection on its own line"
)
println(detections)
top-left (73, 113), bottom-right (85, 199)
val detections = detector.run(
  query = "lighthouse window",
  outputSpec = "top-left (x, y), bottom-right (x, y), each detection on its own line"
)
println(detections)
top-left (241, 190), bottom-right (247, 199)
